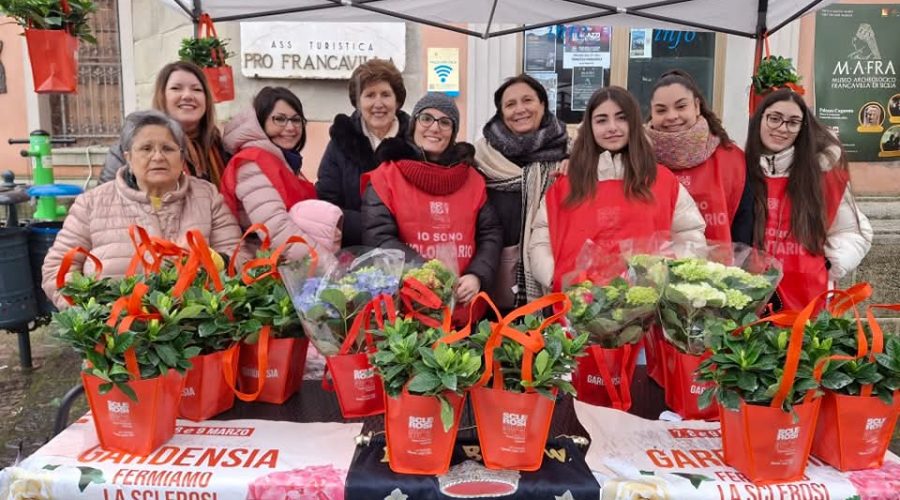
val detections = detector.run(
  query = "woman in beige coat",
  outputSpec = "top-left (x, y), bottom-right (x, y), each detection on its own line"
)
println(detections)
top-left (42, 110), bottom-right (245, 309)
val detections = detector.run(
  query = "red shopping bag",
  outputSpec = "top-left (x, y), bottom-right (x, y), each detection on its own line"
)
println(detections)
top-left (323, 294), bottom-right (396, 418)
top-left (471, 293), bottom-right (570, 471)
top-left (574, 343), bottom-right (640, 411)
top-left (812, 299), bottom-right (900, 471)
top-left (661, 342), bottom-right (718, 420)
top-left (24, 27), bottom-right (78, 94)
top-left (179, 345), bottom-right (238, 421)
top-left (197, 13), bottom-right (234, 103)
top-left (384, 390), bottom-right (465, 475)
top-left (718, 290), bottom-right (843, 484)
top-left (237, 333), bottom-right (309, 404)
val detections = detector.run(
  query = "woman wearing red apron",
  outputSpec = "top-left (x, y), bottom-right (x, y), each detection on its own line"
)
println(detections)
top-left (645, 69), bottom-right (752, 247)
top-left (529, 86), bottom-right (706, 292)
top-left (745, 89), bottom-right (872, 311)
top-left (362, 93), bottom-right (503, 322)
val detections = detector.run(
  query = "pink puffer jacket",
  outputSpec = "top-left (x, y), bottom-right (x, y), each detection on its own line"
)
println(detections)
top-left (41, 169), bottom-right (247, 309)
top-left (223, 109), bottom-right (342, 258)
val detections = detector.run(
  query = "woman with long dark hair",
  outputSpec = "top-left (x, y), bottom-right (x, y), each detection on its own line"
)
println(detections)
top-left (646, 69), bottom-right (751, 245)
top-left (746, 89), bottom-right (872, 310)
top-left (529, 87), bottom-right (706, 292)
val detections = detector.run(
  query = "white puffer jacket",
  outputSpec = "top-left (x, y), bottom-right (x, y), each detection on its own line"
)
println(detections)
top-left (529, 151), bottom-right (707, 290)
top-left (760, 145), bottom-right (873, 281)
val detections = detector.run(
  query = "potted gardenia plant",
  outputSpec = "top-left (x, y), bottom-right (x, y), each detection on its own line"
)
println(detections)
top-left (750, 55), bottom-right (804, 113)
top-left (371, 317), bottom-right (483, 475)
top-left (0, 0), bottom-right (96, 92)
top-left (178, 13), bottom-right (234, 102)
top-left (469, 295), bottom-right (589, 472)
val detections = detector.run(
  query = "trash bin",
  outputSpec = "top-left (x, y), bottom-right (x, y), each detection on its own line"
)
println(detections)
top-left (28, 221), bottom-right (63, 315)
top-left (0, 226), bottom-right (38, 329)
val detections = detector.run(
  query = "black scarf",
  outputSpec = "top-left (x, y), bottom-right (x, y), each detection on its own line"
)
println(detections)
top-left (482, 113), bottom-right (568, 167)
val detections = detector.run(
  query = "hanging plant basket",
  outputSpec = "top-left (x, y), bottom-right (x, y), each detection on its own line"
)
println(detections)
top-left (179, 13), bottom-right (235, 103)
top-left (749, 52), bottom-right (805, 115)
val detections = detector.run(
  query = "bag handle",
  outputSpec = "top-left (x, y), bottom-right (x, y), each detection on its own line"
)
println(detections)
top-left (770, 288), bottom-right (862, 409)
top-left (860, 303), bottom-right (900, 397)
top-left (827, 282), bottom-right (872, 317)
top-left (103, 282), bottom-right (157, 380)
top-left (242, 235), bottom-right (317, 285)
top-left (808, 288), bottom-right (869, 396)
top-left (228, 223), bottom-right (271, 278)
top-left (476, 293), bottom-right (572, 392)
top-left (222, 325), bottom-right (271, 402)
top-left (434, 291), bottom-right (502, 346)
top-left (126, 225), bottom-right (160, 276)
top-left (591, 342), bottom-right (636, 411)
top-left (399, 276), bottom-right (452, 330)
top-left (56, 246), bottom-right (103, 306)
top-left (338, 294), bottom-right (398, 356)
top-left (198, 13), bottom-right (218, 39)
top-left (171, 229), bottom-right (225, 297)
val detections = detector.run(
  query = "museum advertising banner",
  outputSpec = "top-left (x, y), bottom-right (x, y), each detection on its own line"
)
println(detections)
top-left (814, 5), bottom-right (900, 161)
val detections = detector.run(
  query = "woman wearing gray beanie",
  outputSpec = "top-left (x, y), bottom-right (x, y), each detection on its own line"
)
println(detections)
top-left (362, 93), bottom-right (502, 322)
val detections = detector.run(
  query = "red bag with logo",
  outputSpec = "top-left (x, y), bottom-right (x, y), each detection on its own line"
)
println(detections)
top-left (574, 343), bottom-right (640, 411)
top-left (384, 390), bottom-right (465, 475)
top-left (323, 295), bottom-right (396, 418)
top-left (661, 342), bottom-right (718, 420)
top-left (196, 14), bottom-right (234, 103)
top-left (719, 292), bottom-right (836, 484)
top-left (812, 296), bottom-right (900, 471)
top-left (237, 332), bottom-right (309, 404)
top-left (471, 293), bottom-right (570, 471)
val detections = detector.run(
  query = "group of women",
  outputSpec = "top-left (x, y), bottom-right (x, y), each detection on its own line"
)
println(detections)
top-left (42, 58), bottom-right (873, 317)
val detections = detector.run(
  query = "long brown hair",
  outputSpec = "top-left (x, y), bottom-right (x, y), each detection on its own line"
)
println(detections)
top-left (152, 61), bottom-right (224, 185)
top-left (746, 89), bottom-right (849, 254)
top-left (566, 86), bottom-right (657, 206)
top-left (650, 69), bottom-right (733, 146)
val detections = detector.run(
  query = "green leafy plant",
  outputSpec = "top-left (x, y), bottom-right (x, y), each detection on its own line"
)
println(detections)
top-left (470, 316), bottom-right (589, 399)
top-left (696, 317), bottom-right (824, 413)
top-left (59, 272), bottom-right (139, 308)
top-left (0, 0), bottom-right (97, 43)
top-left (752, 55), bottom-right (801, 94)
top-left (371, 318), bottom-right (483, 431)
top-left (179, 36), bottom-right (233, 68)
top-left (816, 313), bottom-right (900, 405)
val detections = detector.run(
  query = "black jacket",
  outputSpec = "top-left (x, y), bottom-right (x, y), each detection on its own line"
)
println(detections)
top-left (361, 138), bottom-right (503, 292)
top-left (315, 111), bottom-right (412, 247)
top-left (730, 163), bottom-right (755, 246)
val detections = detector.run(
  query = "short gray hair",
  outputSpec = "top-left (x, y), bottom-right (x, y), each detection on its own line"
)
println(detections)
top-left (120, 110), bottom-right (186, 153)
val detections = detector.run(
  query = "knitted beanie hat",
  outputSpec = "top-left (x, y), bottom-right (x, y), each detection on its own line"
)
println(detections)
top-left (412, 92), bottom-right (460, 137)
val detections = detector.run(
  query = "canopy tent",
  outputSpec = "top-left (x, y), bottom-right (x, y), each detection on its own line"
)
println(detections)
top-left (163, 0), bottom-right (834, 40)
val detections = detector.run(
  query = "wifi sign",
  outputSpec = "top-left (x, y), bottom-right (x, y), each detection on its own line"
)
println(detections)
top-left (434, 64), bottom-right (453, 83)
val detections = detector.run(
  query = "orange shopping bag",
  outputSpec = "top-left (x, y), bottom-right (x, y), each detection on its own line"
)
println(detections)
top-left (238, 332), bottom-right (309, 404)
top-left (24, 0), bottom-right (78, 96)
top-left (574, 343), bottom-right (639, 411)
top-left (471, 293), bottom-right (570, 471)
top-left (179, 345), bottom-right (238, 421)
top-left (717, 289), bottom-right (853, 484)
top-left (662, 342), bottom-right (718, 420)
top-left (812, 298), bottom-right (900, 471)
top-left (323, 294), bottom-right (396, 418)
top-left (384, 389), bottom-right (465, 475)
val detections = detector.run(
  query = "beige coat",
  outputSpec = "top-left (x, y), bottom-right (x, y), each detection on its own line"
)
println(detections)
top-left (42, 169), bottom-right (245, 309)
top-left (529, 152), bottom-right (707, 290)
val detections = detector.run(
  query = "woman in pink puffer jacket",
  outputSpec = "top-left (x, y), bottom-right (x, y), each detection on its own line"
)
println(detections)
top-left (221, 87), bottom-right (342, 259)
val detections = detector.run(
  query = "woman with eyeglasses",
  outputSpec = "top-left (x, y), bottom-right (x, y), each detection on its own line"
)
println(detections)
top-left (362, 93), bottom-right (502, 317)
top-left (100, 62), bottom-right (229, 188)
top-left (221, 87), bottom-right (343, 259)
top-left (746, 89), bottom-right (872, 311)
top-left (43, 111), bottom-right (246, 309)
top-left (646, 69), bottom-right (752, 246)
top-left (529, 86), bottom-right (706, 293)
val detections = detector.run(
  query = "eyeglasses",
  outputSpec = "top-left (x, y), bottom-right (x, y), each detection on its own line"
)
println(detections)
top-left (133, 143), bottom-right (182, 158)
top-left (764, 113), bottom-right (803, 133)
top-left (271, 114), bottom-right (305, 128)
top-left (416, 112), bottom-right (454, 131)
